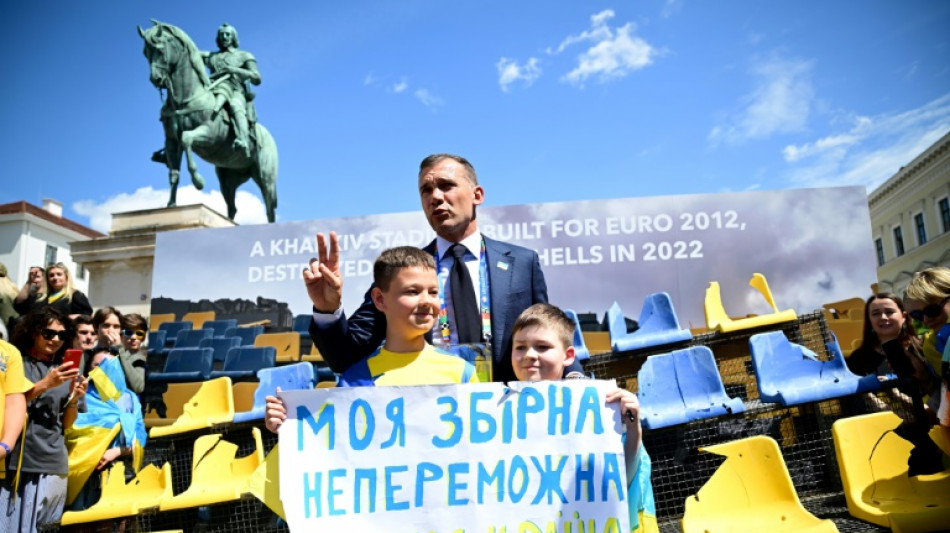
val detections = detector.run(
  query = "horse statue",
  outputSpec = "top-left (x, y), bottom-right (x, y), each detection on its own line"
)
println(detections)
top-left (138, 20), bottom-right (278, 223)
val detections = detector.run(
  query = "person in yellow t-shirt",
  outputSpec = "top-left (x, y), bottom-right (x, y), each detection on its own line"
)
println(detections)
top-left (0, 338), bottom-right (30, 480)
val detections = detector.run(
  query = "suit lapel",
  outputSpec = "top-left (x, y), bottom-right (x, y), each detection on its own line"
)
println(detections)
top-left (484, 237), bottom-right (514, 358)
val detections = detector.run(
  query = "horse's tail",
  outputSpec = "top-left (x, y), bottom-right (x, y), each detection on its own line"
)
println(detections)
top-left (255, 124), bottom-right (278, 211)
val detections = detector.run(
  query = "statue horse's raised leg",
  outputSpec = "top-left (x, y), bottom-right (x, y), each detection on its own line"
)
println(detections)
top-left (180, 126), bottom-right (209, 191)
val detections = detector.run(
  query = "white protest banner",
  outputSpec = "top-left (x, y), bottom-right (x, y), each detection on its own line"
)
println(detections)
top-left (278, 381), bottom-right (631, 532)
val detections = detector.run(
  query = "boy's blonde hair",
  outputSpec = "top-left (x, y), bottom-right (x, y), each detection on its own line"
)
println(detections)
top-left (905, 266), bottom-right (950, 303)
top-left (373, 246), bottom-right (436, 291)
top-left (511, 303), bottom-right (575, 349)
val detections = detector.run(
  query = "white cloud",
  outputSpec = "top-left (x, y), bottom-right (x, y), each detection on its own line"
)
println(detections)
top-left (782, 116), bottom-right (872, 162)
top-left (782, 93), bottom-right (950, 190)
top-left (363, 73), bottom-right (377, 86)
top-left (392, 77), bottom-right (408, 93)
top-left (414, 88), bottom-right (443, 109)
top-left (550, 10), bottom-right (657, 85)
top-left (497, 57), bottom-right (542, 92)
top-left (73, 185), bottom-right (269, 233)
top-left (709, 54), bottom-right (815, 145)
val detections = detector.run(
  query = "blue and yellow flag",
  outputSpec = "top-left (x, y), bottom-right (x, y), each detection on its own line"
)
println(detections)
top-left (65, 356), bottom-right (147, 505)
top-left (628, 448), bottom-right (659, 533)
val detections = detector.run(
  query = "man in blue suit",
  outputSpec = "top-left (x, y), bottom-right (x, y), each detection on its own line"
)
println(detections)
top-left (305, 153), bottom-right (584, 382)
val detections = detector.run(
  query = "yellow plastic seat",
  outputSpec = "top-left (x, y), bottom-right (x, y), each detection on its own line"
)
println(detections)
top-left (61, 462), bottom-right (172, 525)
top-left (232, 381), bottom-right (258, 412)
top-left (833, 411), bottom-right (950, 533)
top-left (826, 319), bottom-right (864, 357)
top-left (144, 382), bottom-right (203, 428)
top-left (301, 342), bottom-right (324, 363)
top-left (682, 435), bottom-right (837, 533)
top-left (149, 377), bottom-right (234, 438)
top-left (160, 427), bottom-right (264, 511)
top-left (149, 313), bottom-right (177, 332)
top-left (182, 310), bottom-right (216, 329)
top-left (704, 273), bottom-right (797, 333)
top-left (254, 331), bottom-right (301, 363)
top-left (248, 443), bottom-right (285, 519)
top-left (582, 331), bottom-right (612, 354)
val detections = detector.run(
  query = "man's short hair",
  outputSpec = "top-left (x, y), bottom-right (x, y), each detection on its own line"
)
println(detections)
top-left (123, 313), bottom-right (148, 332)
top-left (511, 303), bottom-right (575, 349)
top-left (419, 153), bottom-right (478, 186)
top-left (374, 246), bottom-right (436, 291)
top-left (71, 314), bottom-right (93, 329)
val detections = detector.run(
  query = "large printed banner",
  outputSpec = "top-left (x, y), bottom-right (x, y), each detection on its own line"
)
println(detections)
top-left (278, 381), bottom-right (630, 532)
top-left (151, 187), bottom-right (876, 326)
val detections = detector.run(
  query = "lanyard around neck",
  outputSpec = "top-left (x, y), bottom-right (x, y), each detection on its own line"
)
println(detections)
top-left (434, 239), bottom-right (491, 345)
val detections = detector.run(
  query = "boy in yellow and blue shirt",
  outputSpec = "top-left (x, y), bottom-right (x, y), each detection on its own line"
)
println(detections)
top-left (266, 246), bottom-right (477, 432)
top-left (510, 303), bottom-right (658, 533)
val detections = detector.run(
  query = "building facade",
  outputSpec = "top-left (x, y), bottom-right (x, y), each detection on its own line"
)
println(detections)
top-left (869, 131), bottom-right (950, 295)
top-left (0, 199), bottom-right (103, 293)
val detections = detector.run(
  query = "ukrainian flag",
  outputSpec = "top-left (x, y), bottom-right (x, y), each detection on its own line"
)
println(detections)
top-left (628, 448), bottom-right (659, 533)
top-left (65, 356), bottom-right (147, 505)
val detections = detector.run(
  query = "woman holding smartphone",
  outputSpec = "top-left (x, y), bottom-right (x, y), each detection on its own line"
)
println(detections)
top-left (1, 307), bottom-right (87, 531)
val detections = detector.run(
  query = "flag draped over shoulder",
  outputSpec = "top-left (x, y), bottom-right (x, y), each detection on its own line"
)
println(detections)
top-left (65, 356), bottom-right (147, 505)
top-left (629, 448), bottom-right (659, 533)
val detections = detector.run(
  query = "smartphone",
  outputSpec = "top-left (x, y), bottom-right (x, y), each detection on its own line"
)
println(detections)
top-left (62, 348), bottom-right (83, 371)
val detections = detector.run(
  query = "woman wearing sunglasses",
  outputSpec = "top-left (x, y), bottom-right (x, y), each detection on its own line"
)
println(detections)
top-left (2, 308), bottom-right (88, 531)
top-left (118, 314), bottom-right (148, 396)
top-left (905, 266), bottom-right (950, 428)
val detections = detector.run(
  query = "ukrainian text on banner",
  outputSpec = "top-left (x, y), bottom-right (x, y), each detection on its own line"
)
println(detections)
top-left (279, 381), bottom-right (630, 532)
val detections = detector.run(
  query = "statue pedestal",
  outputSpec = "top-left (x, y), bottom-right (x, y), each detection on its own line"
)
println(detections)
top-left (69, 204), bottom-right (235, 317)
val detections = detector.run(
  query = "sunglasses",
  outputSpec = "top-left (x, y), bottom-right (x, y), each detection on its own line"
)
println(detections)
top-left (122, 329), bottom-right (146, 340)
top-left (40, 328), bottom-right (67, 341)
top-left (908, 297), bottom-right (949, 322)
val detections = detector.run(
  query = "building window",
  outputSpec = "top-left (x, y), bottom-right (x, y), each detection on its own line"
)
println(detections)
top-left (939, 197), bottom-right (950, 233)
top-left (45, 245), bottom-right (57, 267)
top-left (914, 212), bottom-right (927, 245)
top-left (76, 264), bottom-right (85, 280)
top-left (893, 226), bottom-right (905, 257)
top-left (875, 238), bottom-right (885, 266)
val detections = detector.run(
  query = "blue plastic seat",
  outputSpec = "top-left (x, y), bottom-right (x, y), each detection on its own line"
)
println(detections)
top-left (203, 319), bottom-right (238, 338)
top-left (158, 320), bottom-right (193, 347)
top-left (292, 314), bottom-right (312, 341)
top-left (147, 330), bottom-right (167, 357)
top-left (608, 293), bottom-right (692, 353)
top-left (233, 362), bottom-right (315, 423)
top-left (749, 331), bottom-right (882, 406)
top-left (224, 325), bottom-right (265, 347)
top-left (210, 346), bottom-right (276, 381)
top-left (638, 346), bottom-right (745, 430)
top-left (149, 347), bottom-right (214, 383)
top-left (563, 309), bottom-right (590, 361)
top-left (199, 336), bottom-right (242, 365)
top-left (166, 328), bottom-right (213, 351)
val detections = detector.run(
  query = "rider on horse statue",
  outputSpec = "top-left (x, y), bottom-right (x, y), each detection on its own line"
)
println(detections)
top-left (153, 23), bottom-right (261, 161)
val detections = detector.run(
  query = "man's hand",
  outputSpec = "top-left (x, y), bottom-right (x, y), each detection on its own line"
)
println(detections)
top-left (304, 232), bottom-right (343, 313)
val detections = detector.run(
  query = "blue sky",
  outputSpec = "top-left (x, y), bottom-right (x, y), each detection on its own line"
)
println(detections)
top-left (2, 1), bottom-right (948, 231)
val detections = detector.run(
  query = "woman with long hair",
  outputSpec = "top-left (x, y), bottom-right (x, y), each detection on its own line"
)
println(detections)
top-left (1, 307), bottom-right (87, 531)
top-left (15, 264), bottom-right (92, 320)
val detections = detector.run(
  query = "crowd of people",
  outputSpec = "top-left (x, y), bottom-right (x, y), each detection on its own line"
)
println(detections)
top-left (0, 262), bottom-right (149, 531)
top-left (0, 153), bottom-right (948, 531)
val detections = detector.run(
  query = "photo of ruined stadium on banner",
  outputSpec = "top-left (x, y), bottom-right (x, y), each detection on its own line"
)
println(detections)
top-left (150, 186), bottom-right (877, 326)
